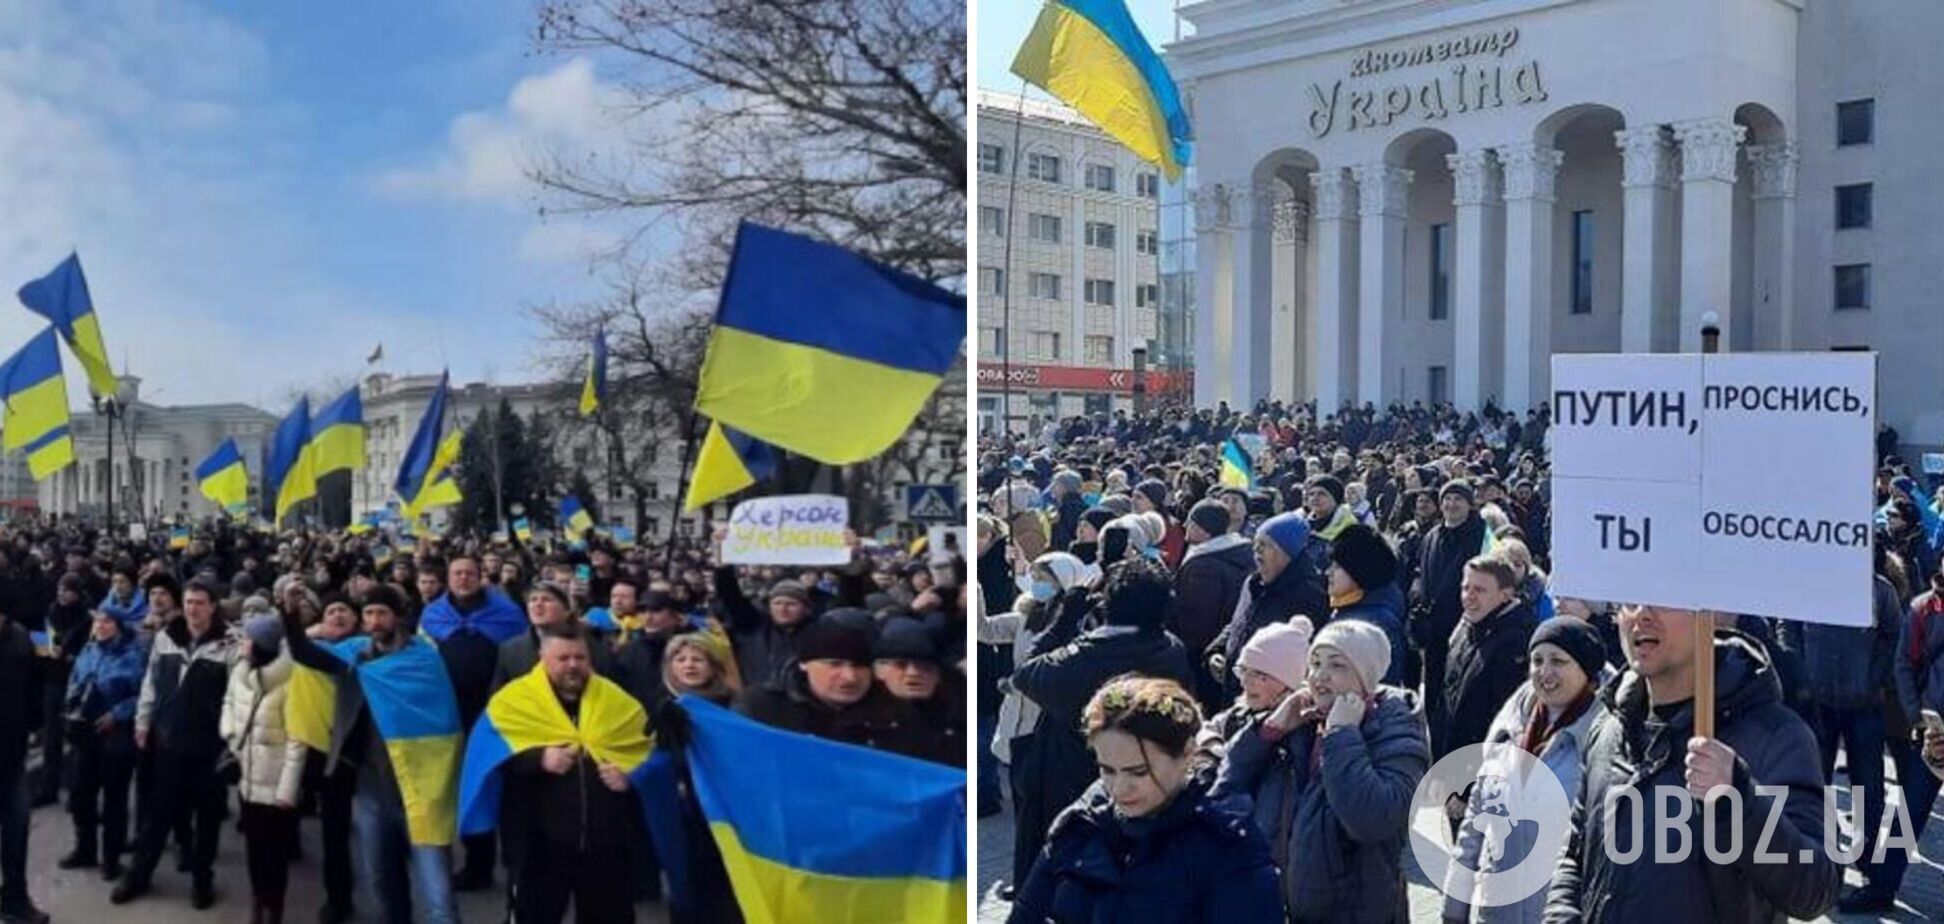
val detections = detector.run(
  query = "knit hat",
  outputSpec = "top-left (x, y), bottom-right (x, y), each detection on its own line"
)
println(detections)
top-left (1529, 616), bottom-right (1607, 682)
top-left (1187, 499), bottom-right (1231, 538)
top-left (1439, 479), bottom-right (1476, 505)
top-left (1256, 512), bottom-right (1312, 561)
top-left (795, 616), bottom-right (874, 665)
top-left (767, 580), bottom-right (811, 605)
top-left (243, 612), bottom-right (285, 653)
top-left (1134, 479), bottom-right (1169, 511)
top-left (1097, 495), bottom-right (1135, 516)
top-left (1304, 474), bottom-right (1345, 506)
top-left (874, 617), bottom-right (940, 664)
top-left (359, 584), bottom-right (412, 621)
top-left (1052, 470), bottom-right (1083, 494)
top-left (1080, 506), bottom-right (1119, 535)
top-left (530, 581), bottom-right (574, 611)
top-left (1007, 455), bottom-right (1027, 474)
top-left (1101, 557), bottom-right (1172, 631)
top-left (1238, 617), bottom-right (1314, 691)
top-left (1329, 524), bottom-right (1398, 591)
top-left (1312, 618), bottom-right (1391, 692)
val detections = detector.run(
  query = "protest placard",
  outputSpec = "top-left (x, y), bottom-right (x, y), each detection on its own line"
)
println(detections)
top-left (1549, 352), bottom-right (1875, 626)
top-left (722, 494), bottom-right (851, 565)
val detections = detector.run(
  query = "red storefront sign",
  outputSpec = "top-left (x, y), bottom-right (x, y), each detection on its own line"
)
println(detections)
top-left (976, 363), bottom-right (1193, 394)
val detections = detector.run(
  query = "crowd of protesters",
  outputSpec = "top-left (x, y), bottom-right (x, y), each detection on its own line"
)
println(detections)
top-left (0, 514), bottom-right (965, 924)
top-left (978, 398), bottom-right (1944, 922)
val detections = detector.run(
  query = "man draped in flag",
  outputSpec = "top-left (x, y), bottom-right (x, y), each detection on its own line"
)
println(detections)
top-left (16, 253), bottom-right (118, 399)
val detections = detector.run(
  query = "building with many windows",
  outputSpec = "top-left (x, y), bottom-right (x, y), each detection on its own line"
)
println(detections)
top-left (1174, 0), bottom-right (1944, 441)
top-left (976, 91), bottom-right (1185, 434)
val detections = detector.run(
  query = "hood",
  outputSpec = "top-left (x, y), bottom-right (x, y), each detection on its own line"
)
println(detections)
top-left (1032, 551), bottom-right (1088, 591)
top-left (1181, 531), bottom-right (1251, 565)
top-left (1601, 630), bottom-right (1779, 730)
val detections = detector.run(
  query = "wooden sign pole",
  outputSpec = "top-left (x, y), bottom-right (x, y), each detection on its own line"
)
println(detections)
top-left (1695, 314), bottom-right (1721, 739)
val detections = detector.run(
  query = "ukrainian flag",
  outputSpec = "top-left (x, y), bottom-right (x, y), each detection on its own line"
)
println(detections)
top-left (684, 419), bottom-right (778, 512)
top-left (405, 428), bottom-right (464, 519)
top-left (194, 438), bottom-right (250, 513)
top-left (0, 329), bottom-right (76, 480)
top-left (395, 371), bottom-right (450, 513)
top-left (559, 496), bottom-right (593, 538)
top-left (285, 636), bottom-right (462, 846)
top-left (310, 386), bottom-right (365, 477)
top-left (693, 223), bottom-right (964, 465)
top-left (511, 517), bottom-right (532, 544)
top-left (1011, 0), bottom-right (1193, 180)
top-left (15, 253), bottom-right (117, 399)
top-left (1219, 438), bottom-right (1254, 489)
top-left (457, 664), bottom-right (692, 911)
top-left (267, 396), bottom-right (317, 527)
top-left (681, 696), bottom-right (966, 922)
top-left (579, 329), bottom-right (607, 417)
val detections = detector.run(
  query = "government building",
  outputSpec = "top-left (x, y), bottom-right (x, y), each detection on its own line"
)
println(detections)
top-left (1176, 0), bottom-right (1936, 440)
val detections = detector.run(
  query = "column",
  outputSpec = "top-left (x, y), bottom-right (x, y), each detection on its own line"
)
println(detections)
top-left (1231, 182), bottom-right (1274, 408)
top-left (1309, 169), bottom-right (1358, 415)
top-left (1351, 163), bottom-right (1411, 407)
top-left (1498, 142), bottom-right (1564, 408)
top-left (1447, 149), bottom-right (1502, 410)
top-left (1270, 193), bottom-right (1310, 404)
top-left (1747, 141), bottom-right (1798, 351)
top-left (1616, 126), bottom-right (1677, 353)
top-left (1672, 118), bottom-right (1746, 351)
top-left (1191, 184), bottom-right (1230, 407)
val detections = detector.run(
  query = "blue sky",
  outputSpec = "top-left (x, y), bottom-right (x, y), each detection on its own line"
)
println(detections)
top-left (0, 1), bottom-right (637, 409)
top-left (975, 0), bottom-right (1183, 99)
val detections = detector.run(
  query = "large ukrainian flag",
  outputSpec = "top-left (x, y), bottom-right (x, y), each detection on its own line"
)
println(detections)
top-left (284, 636), bottom-right (461, 846)
top-left (456, 664), bottom-right (693, 911)
top-left (1012, 0), bottom-right (1193, 180)
top-left (267, 397), bottom-right (317, 527)
top-left (693, 223), bottom-right (964, 465)
top-left (395, 371), bottom-right (451, 515)
top-left (683, 419), bottom-right (778, 512)
top-left (310, 386), bottom-right (365, 477)
top-left (15, 253), bottom-right (117, 399)
top-left (0, 329), bottom-right (76, 480)
top-left (194, 439), bottom-right (250, 513)
top-left (681, 696), bottom-right (966, 923)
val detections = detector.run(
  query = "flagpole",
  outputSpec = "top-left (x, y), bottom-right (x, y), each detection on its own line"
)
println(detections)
top-left (998, 78), bottom-right (1029, 439)
top-left (662, 409), bottom-right (700, 570)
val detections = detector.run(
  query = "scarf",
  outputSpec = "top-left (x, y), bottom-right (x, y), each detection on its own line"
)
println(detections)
top-left (1329, 587), bottom-right (1365, 610)
top-left (1518, 687), bottom-right (1594, 757)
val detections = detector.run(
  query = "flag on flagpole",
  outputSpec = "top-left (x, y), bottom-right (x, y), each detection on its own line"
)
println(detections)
top-left (267, 397), bottom-right (317, 527)
top-left (559, 496), bottom-right (593, 538)
top-left (194, 439), bottom-right (250, 513)
top-left (396, 372), bottom-right (450, 512)
top-left (685, 420), bottom-right (779, 512)
top-left (0, 329), bottom-right (75, 480)
top-left (579, 329), bottom-right (607, 417)
top-left (310, 386), bottom-right (366, 477)
top-left (15, 253), bottom-right (119, 399)
top-left (1011, 0), bottom-right (1192, 180)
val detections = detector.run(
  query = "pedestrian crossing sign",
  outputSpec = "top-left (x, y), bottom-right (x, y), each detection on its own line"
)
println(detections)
top-left (903, 483), bottom-right (960, 522)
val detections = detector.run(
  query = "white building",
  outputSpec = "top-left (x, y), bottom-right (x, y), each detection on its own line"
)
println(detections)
top-left (975, 91), bottom-right (1181, 433)
top-left (1174, 0), bottom-right (1935, 439)
top-left (37, 377), bottom-right (277, 520)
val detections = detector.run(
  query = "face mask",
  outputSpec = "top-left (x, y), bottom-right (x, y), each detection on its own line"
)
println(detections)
top-left (1142, 545), bottom-right (1162, 561)
top-left (1031, 580), bottom-right (1059, 602)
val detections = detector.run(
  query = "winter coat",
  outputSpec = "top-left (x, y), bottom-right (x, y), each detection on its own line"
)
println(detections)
top-left (1211, 561), bottom-right (1329, 699)
top-left (0, 621), bottom-right (34, 782)
top-left (1443, 677), bottom-right (1609, 923)
top-left (135, 618), bottom-right (239, 758)
top-left (65, 631), bottom-right (148, 753)
top-left (1441, 599), bottom-right (1539, 758)
top-left (1543, 634), bottom-right (1841, 924)
top-left (1895, 588), bottom-right (1944, 723)
top-left (220, 650), bottom-right (307, 807)
top-left (1412, 513), bottom-right (1489, 653)
top-left (1214, 687), bottom-right (1431, 923)
top-left (713, 565), bottom-right (831, 689)
top-left (423, 588), bottom-right (527, 726)
top-left (1773, 575), bottom-right (1898, 711)
top-left (735, 673), bottom-right (953, 767)
top-left (1012, 624), bottom-right (1194, 856)
top-left (1168, 534), bottom-right (1254, 660)
top-left (46, 598), bottom-right (92, 661)
top-left (99, 586), bottom-right (148, 631)
top-left (1051, 491), bottom-right (1088, 551)
top-left (1008, 773), bottom-right (1282, 924)
top-left (980, 606), bottom-right (1044, 765)
top-left (1332, 583), bottom-right (1409, 687)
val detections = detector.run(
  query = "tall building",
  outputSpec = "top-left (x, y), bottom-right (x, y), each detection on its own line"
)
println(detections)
top-left (975, 91), bottom-right (1184, 435)
top-left (1173, 0), bottom-right (1942, 443)
top-left (37, 376), bottom-right (277, 520)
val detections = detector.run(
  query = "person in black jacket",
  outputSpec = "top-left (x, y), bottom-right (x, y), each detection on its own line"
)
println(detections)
top-left (1047, 470), bottom-right (1088, 551)
top-left (491, 582), bottom-right (615, 691)
top-left (975, 516), bottom-right (1016, 818)
top-left (1439, 555), bottom-right (1537, 761)
top-left (1207, 511), bottom-right (1329, 701)
top-left (613, 588), bottom-right (693, 715)
top-left (1168, 499), bottom-right (1253, 707)
top-left (713, 570), bottom-right (816, 689)
top-left (497, 623), bottom-right (643, 924)
top-left (735, 613), bottom-right (946, 764)
top-left (1411, 479), bottom-right (1488, 756)
top-left (0, 603), bottom-right (47, 924)
top-left (31, 573), bottom-right (91, 808)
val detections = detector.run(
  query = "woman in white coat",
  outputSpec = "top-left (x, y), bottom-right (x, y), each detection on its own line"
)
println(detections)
top-left (220, 608), bottom-right (308, 924)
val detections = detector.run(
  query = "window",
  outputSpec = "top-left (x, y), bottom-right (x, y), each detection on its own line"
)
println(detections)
top-left (979, 267), bottom-right (1006, 296)
top-left (979, 328), bottom-right (1000, 354)
top-left (1030, 331), bottom-right (1062, 359)
top-left (1028, 272), bottom-right (1061, 300)
top-left (1570, 210), bottom-right (1595, 315)
top-left (1027, 152), bottom-right (1062, 183)
top-left (1084, 278), bottom-right (1116, 305)
top-left (1428, 223), bottom-right (1451, 321)
top-left (1135, 283), bottom-right (1160, 308)
top-left (979, 143), bottom-right (1006, 175)
top-left (644, 518), bottom-right (660, 537)
top-left (1837, 99), bottom-right (1874, 146)
top-left (1428, 366), bottom-right (1449, 404)
top-left (1084, 335), bottom-right (1114, 364)
top-left (1027, 213), bottom-right (1062, 243)
top-left (1835, 183), bottom-right (1872, 230)
top-left (1085, 163), bottom-right (1116, 192)
top-left (980, 205), bottom-right (1006, 237)
top-left (1084, 221), bottom-right (1116, 249)
top-left (1136, 229), bottom-right (1159, 255)
top-left (1136, 172), bottom-right (1159, 198)
top-left (1835, 263), bottom-right (1871, 310)
top-left (645, 481), bottom-right (660, 499)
